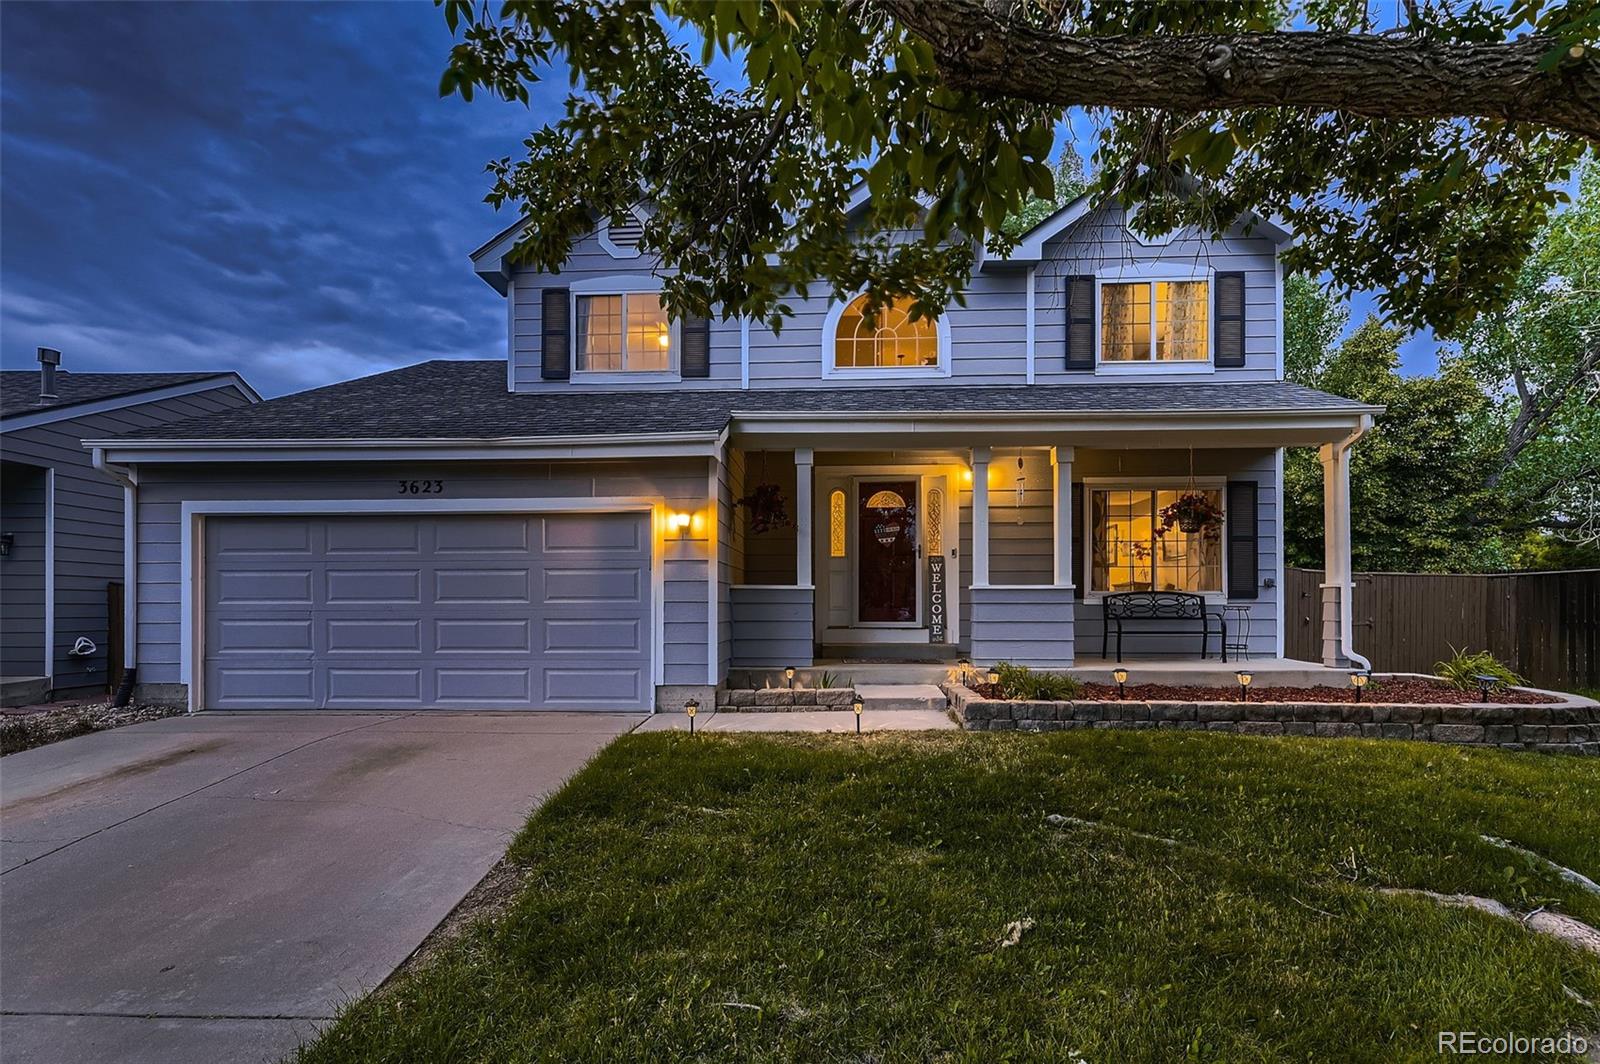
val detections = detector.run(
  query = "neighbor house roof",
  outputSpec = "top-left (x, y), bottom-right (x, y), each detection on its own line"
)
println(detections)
top-left (92, 359), bottom-right (1375, 448)
top-left (0, 370), bottom-right (260, 425)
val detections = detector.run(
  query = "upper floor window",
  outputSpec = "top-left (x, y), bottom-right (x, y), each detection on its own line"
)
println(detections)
top-left (1101, 281), bottom-right (1208, 363)
top-left (575, 292), bottom-right (672, 373)
top-left (827, 293), bottom-right (948, 376)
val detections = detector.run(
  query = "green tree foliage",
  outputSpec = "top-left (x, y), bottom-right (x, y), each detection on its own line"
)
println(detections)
top-left (1285, 319), bottom-right (1506, 572)
top-left (438, 0), bottom-right (1597, 333)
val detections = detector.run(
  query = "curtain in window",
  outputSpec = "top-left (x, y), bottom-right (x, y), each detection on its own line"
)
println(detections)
top-left (1100, 284), bottom-right (1139, 362)
top-left (1159, 281), bottom-right (1208, 362)
top-left (574, 295), bottom-right (623, 371)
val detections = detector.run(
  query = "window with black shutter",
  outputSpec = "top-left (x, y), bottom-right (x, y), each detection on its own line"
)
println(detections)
top-left (1214, 272), bottom-right (1246, 368)
top-left (540, 287), bottom-right (570, 380)
top-left (1066, 275), bottom-right (1095, 370)
top-left (1226, 480), bottom-right (1260, 599)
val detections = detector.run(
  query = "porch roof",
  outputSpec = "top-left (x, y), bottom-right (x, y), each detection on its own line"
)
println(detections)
top-left (89, 358), bottom-right (1378, 459)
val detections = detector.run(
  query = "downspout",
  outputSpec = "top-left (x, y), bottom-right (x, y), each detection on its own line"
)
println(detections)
top-left (1328, 418), bottom-right (1373, 672)
top-left (92, 448), bottom-right (139, 706)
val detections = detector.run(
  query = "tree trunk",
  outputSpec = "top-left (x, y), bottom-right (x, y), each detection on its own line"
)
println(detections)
top-left (882, 0), bottom-right (1600, 142)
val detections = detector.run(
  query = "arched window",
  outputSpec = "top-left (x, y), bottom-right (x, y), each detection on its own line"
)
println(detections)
top-left (828, 294), bottom-right (946, 372)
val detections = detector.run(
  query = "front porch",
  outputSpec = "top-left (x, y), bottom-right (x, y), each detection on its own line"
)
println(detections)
top-left (722, 413), bottom-right (1371, 675)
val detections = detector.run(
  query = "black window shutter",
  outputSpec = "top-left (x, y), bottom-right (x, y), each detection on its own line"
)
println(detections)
top-left (541, 287), bottom-right (571, 380)
top-left (681, 314), bottom-right (711, 378)
top-left (1070, 481), bottom-right (1084, 599)
top-left (1065, 275), bottom-right (1095, 371)
top-left (1214, 272), bottom-right (1246, 368)
top-left (1226, 480), bottom-right (1259, 600)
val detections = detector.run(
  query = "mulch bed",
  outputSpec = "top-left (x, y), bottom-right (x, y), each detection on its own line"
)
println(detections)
top-left (968, 678), bottom-right (1562, 705)
top-left (1, 701), bottom-right (185, 756)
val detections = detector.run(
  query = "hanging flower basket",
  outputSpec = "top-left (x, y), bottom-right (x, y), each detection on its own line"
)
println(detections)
top-left (1156, 491), bottom-right (1223, 537)
top-left (737, 483), bottom-right (791, 534)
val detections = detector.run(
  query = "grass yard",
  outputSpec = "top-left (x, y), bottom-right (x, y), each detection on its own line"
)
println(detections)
top-left (298, 732), bottom-right (1600, 1063)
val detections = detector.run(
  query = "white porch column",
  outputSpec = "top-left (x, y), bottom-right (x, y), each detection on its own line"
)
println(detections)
top-left (970, 446), bottom-right (991, 586)
top-left (794, 447), bottom-right (814, 586)
top-left (1050, 445), bottom-right (1074, 586)
top-left (1319, 441), bottom-right (1352, 668)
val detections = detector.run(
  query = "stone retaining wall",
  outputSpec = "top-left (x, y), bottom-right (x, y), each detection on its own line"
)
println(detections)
top-left (946, 684), bottom-right (1600, 755)
top-left (717, 687), bottom-right (859, 712)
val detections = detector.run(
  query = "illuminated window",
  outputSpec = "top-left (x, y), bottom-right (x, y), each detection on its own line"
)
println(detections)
top-left (829, 490), bottom-right (847, 557)
top-left (926, 488), bottom-right (943, 554)
top-left (864, 490), bottom-right (907, 509)
top-left (1101, 281), bottom-right (1208, 363)
top-left (1090, 487), bottom-right (1222, 593)
top-left (575, 292), bottom-right (672, 372)
top-left (832, 294), bottom-right (941, 369)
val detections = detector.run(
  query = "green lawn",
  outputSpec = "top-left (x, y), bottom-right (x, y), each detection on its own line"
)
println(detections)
top-left (299, 732), bottom-right (1600, 1063)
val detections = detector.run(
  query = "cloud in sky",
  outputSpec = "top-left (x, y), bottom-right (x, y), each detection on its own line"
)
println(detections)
top-left (1, 2), bottom-right (1439, 397)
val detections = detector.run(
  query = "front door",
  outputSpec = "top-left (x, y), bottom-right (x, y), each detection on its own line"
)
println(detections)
top-left (857, 480), bottom-right (918, 623)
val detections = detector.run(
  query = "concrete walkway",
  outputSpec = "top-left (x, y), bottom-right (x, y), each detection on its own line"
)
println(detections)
top-left (0, 711), bottom-right (639, 1064)
top-left (634, 709), bottom-right (956, 733)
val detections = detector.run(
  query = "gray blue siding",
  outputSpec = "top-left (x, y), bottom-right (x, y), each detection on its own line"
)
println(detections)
top-left (0, 384), bottom-right (254, 692)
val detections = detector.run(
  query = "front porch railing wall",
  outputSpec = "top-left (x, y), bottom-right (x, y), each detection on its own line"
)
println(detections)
top-left (971, 585), bottom-right (1074, 668)
top-left (729, 585), bottom-right (815, 668)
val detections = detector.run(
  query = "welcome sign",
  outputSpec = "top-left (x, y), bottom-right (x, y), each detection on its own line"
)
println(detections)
top-left (927, 555), bottom-right (947, 643)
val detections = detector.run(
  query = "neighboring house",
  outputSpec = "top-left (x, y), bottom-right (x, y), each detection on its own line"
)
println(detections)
top-left (88, 195), bottom-right (1378, 713)
top-left (1, 351), bottom-right (259, 704)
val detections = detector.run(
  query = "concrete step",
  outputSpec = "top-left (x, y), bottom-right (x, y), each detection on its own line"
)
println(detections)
top-left (729, 663), bottom-right (958, 688)
top-left (854, 683), bottom-right (947, 712)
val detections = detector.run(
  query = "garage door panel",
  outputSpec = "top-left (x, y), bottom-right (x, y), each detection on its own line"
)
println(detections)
top-left (543, 618), bottom-right (642, 652)
top-left (215, 569), bottom-right (314, 606)
top-left (326, 619), bottom-right (422, 654)
top-left (543, 567), bottom-right (643, 603)
top-left (326, 668), bottom-right (422, 704)
top-left (325, 519), bottom-right (421, 555)
top-left (434, 517), bottom-right (531, 553)
top-left (435, 668), bottom-right (531, 702)
top-left (434, 618), bottom-right (531, 653)
top-left (213, 618), bottom-right (314, 653)
top-left (205, 514), bottom-right (652, 710)
top-left (210, 519), bottom-right (313, 556)
top-left (434, 568), bottom-right (532, 603)
top-left (542, 514), bottom-right (644, 553)
top-left (544, 667), bottom-right (644, 703)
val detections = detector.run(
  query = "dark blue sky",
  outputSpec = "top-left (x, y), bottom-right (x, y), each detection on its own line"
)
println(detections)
top-left (0, 1), bottom-right (1432, 398)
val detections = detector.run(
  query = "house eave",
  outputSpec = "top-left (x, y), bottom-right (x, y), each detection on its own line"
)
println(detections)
top-left (87, 430), bottom-right (726, 465)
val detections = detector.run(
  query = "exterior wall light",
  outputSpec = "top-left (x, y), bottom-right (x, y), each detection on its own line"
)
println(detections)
top-left (685, 697), bottom-right (699, 734)
top-left (1236, 670), bottom-right (1253, 702)
top-left (669, 512), bottom-right (692, 534)
top-left (1473, 674), bottom-right (1501, 703)
top-left (853, 694), bottom-right (864, 733)
top-left (1112, 667), bottom-right (1129, 699)
top-left (0, 532), bottom-right (12, 557)
top-left (1350, 670), bottom-right (1370, 702)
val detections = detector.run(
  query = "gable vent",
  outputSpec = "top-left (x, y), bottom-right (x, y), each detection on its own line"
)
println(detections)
top-left (605, 211), bottom-right (645, 251)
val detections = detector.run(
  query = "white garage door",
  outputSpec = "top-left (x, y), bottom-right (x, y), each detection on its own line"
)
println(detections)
top-left (202, 513), bottom-right (651, 710)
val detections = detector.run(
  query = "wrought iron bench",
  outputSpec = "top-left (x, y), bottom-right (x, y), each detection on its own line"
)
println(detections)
top-left (1101, 591), bottom-right (1229, 663)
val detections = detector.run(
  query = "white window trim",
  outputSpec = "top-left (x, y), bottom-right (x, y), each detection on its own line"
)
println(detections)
top-left (1094, 266), bottom-right (1215, 375)
top-left (820, 292), bottom-right (952, 381)
top-left (569, 276), bottom-right (680, 381)
top-left (1081, 475), bottom-right (1228, 603)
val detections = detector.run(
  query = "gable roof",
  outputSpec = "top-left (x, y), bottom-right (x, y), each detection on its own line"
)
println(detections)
top-left (91, 359), bottom-right (1375, 449)
top-left (0, 370), bottom-right (259, 425)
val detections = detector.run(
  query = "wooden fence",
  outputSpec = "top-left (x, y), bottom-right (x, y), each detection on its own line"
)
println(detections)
top-left (1284, 568), bottom-right (1599, 691)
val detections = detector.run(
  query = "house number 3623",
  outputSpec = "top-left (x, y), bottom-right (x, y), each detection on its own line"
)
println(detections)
top-left (397, 479), bottom-right (444, 495)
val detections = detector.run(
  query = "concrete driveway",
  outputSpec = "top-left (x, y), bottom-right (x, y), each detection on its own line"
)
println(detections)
top-left (0, 710), bottom-right (641, 1064)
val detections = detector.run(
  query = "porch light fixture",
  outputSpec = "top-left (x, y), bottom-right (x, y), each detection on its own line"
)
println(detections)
top-left (1235, 670), bottom-right (1253, 702)
top-left (685, 697), bottom-right (699, 734)
top-left (785, 665), bottom-right (796, 689)
top-left (0, 532), bottom-right (12, 557)
top-left (1350, 670), bottom-right (1370, 702)
top-left (669, 511), bottom-right (692, 535)
top-left (853, 695), bottom-right (864, 733)
top-left (1473, 674), bottom-right (1501, 703)
top-left (1112, 667), bottom-right (1129, 699)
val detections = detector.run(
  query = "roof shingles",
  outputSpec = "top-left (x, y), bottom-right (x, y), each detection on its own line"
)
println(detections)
top-left (1, 370), bottom-right (234, 420)
top-left (106, 359), bottom-right (1372, 443)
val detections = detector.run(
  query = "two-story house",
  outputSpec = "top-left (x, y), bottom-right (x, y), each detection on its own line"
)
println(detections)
top-left (89, 194), bottom-right (1378, 712)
